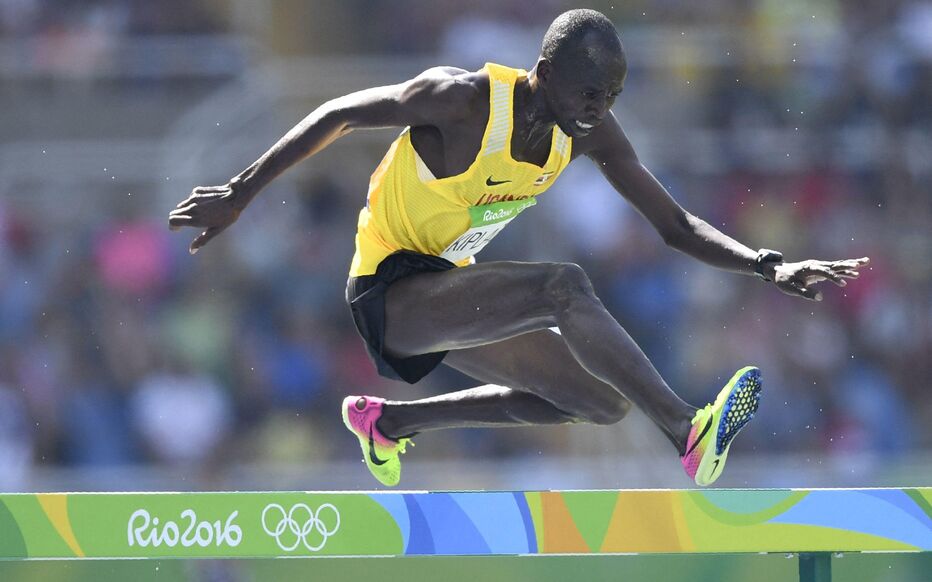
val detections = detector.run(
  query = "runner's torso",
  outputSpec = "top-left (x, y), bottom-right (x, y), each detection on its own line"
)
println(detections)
top-left (349, 63), bottom-right (573, 277)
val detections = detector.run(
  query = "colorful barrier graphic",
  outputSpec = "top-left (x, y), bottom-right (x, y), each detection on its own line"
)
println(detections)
top-left (0, 488), bottom-right (929, 559)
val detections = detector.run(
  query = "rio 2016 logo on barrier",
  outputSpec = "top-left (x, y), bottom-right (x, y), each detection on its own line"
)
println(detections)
top-left (127, 509), bottom-right (243, 548)
top-left (261, 503), bottom-right (341, 552)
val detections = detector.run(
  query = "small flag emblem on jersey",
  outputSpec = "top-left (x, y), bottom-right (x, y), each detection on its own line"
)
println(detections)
top-left (534, 172), bottom-right (555, 186)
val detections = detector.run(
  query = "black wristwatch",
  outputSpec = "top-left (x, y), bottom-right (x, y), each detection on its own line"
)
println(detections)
top-left (754, 249), bottom-right (784, 281)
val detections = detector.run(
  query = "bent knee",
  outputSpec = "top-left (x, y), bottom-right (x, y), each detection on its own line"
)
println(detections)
top-left (585, 397), bottom-right (632, 425)
top-left (543, 262), bottom-right (596, 310)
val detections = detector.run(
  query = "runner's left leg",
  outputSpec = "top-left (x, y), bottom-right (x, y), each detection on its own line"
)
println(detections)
top-left (376, 328), bottom-right (669, 447)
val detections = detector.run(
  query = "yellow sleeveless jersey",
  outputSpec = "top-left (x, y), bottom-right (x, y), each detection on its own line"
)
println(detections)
top-left (349, 62), bottom-right (573, 277)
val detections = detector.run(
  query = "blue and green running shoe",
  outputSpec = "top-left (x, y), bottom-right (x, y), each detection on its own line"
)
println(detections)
top-left (681, 366), bottom-right (762, 486)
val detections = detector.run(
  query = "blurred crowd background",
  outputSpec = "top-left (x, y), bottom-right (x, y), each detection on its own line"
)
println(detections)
top-left (0, 0), bottom-right (929, 492)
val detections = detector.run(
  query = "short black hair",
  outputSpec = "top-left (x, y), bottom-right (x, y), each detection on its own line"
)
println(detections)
top-left (541, 9), bottom-right (623, 66)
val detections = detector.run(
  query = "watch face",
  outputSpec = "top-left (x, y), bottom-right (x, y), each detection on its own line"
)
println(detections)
top-left (755, 250), bottom-right (782, 281)
top-left (759, 249), bottom-right (783, 262)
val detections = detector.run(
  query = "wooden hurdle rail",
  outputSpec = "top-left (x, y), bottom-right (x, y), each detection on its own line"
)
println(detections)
top-left (1, 488), bottom-right (929, 582)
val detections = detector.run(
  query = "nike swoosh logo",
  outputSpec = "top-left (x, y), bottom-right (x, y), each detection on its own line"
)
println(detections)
top-left (368, 426), bottom-right (388, 466)
top-left (486, 176), bottom-right (511, 186)
top-left (711, 459), bottom-right (721, 475)
top-left (684, 415), bottom-right (714, 457)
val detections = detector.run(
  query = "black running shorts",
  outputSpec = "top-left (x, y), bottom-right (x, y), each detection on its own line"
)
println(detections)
top-left (346, 250), bottom-right (457, 384)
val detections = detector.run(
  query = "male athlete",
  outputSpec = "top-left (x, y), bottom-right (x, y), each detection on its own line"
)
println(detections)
top-left (169, 10), bottom-right (868, 487)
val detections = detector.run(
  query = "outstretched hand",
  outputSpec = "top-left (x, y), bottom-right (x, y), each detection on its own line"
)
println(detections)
top-left (168, 183), bottom-right (244, 254)
top-left (771, 257), bottom-right (870, 301)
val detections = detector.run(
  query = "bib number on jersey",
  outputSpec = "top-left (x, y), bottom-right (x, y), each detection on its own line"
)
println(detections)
top-left (440, 198), bottom-right (536, 263)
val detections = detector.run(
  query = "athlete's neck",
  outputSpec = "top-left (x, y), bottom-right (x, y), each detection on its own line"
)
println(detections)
top-left (513, 70), bottom-right (555, 151)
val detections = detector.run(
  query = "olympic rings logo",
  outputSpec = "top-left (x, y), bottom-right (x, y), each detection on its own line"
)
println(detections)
top-left (261, 503), bottom-right (341, 552)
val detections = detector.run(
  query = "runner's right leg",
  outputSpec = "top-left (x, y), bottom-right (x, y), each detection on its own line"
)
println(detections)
top-left (343, 327), bottom-right (633, 487)
top-left (375, 328), bottom-right (634, 435)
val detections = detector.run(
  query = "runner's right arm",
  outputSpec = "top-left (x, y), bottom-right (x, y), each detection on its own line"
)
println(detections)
top-left (168, 69), bottom-right (474, 253)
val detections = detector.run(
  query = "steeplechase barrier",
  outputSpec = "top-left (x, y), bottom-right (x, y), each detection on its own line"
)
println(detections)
top-left (1, 488), bottom-right (929, 582)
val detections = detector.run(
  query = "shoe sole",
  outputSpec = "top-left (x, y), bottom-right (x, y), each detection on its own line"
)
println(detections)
top-left (696, 366), bottom-right (762, 486)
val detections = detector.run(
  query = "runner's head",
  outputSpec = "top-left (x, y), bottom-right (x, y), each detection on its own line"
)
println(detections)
top-left (536, 9), bottom-right (627, 137)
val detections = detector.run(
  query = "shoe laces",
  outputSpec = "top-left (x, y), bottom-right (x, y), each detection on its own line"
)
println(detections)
top-left (397, 438), bottom-right (414, 455)
top-left (692, 404), bottom-right (713, 426)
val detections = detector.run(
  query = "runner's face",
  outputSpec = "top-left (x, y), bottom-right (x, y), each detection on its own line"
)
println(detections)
top-left (544, 58), bottom-right (626, 138)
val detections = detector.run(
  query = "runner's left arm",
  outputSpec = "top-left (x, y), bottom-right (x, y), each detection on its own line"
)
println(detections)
top-left (578, 113), bottom-right (868, 301)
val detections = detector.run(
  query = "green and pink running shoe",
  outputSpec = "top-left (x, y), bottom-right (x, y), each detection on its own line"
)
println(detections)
top-left (681, 366), bottom-right (762, 486)
top-left (341, 395), bottom-right (414, 487)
